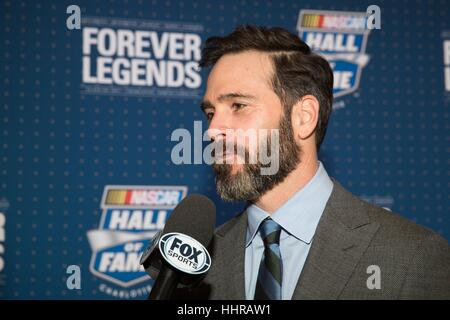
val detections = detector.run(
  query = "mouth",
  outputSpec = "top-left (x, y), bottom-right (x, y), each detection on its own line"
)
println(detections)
top-left (213, 141), bottom-right (248, 164)
top-left (217, 149), bottom-right (249, 162)
top-left (215, 152), bottom-right (237, 163)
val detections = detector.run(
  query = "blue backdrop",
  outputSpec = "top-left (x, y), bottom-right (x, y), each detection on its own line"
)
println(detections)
top-left (0, 0), bottom-right (449, 299)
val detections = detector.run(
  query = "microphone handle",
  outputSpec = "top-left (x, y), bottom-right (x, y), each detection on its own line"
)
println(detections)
top-left (148, 265), bottom-right (180, 300)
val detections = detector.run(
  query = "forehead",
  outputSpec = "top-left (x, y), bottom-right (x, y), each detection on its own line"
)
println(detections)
top-left (204, 50), bottom-right (274, 99)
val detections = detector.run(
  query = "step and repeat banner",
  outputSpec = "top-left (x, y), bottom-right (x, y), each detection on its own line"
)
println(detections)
top-left (0, 0), bottom-right (449, 299)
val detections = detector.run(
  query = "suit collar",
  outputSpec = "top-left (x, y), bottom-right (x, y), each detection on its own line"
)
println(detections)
top-left (292, 181), bottom-right (380, 299)
top-left (213, 210), bottom-right (248, 299)
top-left (246, 161), bottom-right (334, 246)
top-left (212, 180), bottom-right (380, 300)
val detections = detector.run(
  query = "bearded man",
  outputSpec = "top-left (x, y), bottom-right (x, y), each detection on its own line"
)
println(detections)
top-left (175, 25), bottom-right (450, 300)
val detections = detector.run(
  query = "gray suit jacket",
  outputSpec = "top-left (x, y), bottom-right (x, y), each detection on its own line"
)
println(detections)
top-left (174, 181), bottom-right (450, 299)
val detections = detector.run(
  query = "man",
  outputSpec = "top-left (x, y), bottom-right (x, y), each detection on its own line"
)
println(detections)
top-left (175, 25), bottom-right (450, 299)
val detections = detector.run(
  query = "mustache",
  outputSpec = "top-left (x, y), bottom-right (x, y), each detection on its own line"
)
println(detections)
top-left (211, 141), bottom-right (248, 158)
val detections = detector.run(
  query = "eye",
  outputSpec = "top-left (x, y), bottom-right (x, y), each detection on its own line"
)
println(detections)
top-left (232, 103), bottom-right (247, 111)
top-left (205, 112), bottom-right (214, 121)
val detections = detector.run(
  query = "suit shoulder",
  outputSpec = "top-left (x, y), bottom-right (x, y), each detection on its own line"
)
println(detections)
top-left (363, 199), bottom-right (443, 243)
top-left (332, 181), bottom-right (447, 244)
top-left (351, 193), bottom-right (449, 255)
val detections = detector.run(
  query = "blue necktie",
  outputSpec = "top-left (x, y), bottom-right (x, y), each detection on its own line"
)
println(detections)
top-left (254, 218), bottom-right (283, 300)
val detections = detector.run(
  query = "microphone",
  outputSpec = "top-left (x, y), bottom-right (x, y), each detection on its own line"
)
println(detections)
top-left (140, 194), bottom-right (216, 300)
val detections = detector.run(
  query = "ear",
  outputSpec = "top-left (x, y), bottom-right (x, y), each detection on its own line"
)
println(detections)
top-left (291, 95), bottom-right (320, 144)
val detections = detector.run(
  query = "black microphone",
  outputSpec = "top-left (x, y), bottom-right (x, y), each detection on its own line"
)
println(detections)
top-left (140, 194), bottom-right (216, 300)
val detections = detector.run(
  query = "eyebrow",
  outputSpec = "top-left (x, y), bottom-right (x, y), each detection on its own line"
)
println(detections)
top-left (200, 92), bottom-right (257, 113)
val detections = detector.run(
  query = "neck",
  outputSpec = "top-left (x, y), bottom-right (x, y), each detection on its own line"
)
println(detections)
top-left (254, 152), bottom-right (319, 214)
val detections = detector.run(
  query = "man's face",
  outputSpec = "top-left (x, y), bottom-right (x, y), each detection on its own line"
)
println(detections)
top-left (202, 50), bottom-right (301, 202)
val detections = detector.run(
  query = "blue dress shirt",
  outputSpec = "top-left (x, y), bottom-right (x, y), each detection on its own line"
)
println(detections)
top-left (245, 161), bottom-right (334, 299)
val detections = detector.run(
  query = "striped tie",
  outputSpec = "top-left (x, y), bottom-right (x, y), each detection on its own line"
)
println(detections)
top-left (254, 218), bottom-right (283, 300)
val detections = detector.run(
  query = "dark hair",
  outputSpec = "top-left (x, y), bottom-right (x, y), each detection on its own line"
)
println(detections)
top-left (199, 25), bottom-right (334, 150)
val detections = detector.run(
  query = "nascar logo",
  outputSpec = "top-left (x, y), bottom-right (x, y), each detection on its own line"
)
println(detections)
top-left (297, 9), bottom-right (372, 98)
top-left (87, 185), bottom-right (187, 287)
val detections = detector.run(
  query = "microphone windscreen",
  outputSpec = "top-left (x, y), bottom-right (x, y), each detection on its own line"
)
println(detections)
top-left (162, 194), bottom-right (216, 248)
top-left (140, 194), bottom-right (216, 281)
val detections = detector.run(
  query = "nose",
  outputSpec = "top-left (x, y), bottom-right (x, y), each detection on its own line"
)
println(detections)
top-left (206, 109), bottom-right (232, 141)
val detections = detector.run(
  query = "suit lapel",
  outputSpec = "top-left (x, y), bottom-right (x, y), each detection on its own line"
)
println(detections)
top-left (292, 182), bottom-right (380, 299)
top-left (212, 211), bottom-right (248, 299)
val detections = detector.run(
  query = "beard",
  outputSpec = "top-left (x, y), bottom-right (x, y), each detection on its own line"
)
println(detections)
top-left (212, 111), bottom-right (301, 202)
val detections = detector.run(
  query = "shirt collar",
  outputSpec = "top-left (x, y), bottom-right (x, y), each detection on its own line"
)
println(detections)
top-left (246, 161), bottom-right (334, 247)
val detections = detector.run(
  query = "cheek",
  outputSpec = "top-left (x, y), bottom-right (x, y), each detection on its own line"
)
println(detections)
top-left (243, 107), bottom-right (282, 131)
top-left (260, 99), bottom-right (284, 129)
